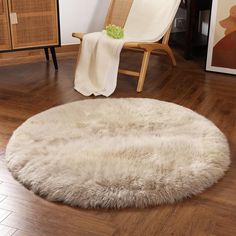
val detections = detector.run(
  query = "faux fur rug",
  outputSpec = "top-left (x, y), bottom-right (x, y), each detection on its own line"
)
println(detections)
top-left (5, 98), bottom-right (230, 209)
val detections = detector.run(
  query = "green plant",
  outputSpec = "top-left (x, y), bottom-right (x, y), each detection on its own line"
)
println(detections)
top-left (106, 24), bottom-right (124, 39)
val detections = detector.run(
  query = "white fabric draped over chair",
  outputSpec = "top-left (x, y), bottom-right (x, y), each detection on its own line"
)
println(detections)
top-left (74, 0), bottom-right (181, 97)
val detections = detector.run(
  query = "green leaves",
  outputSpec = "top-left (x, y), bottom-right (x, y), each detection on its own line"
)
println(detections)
top-left (106, 24), bottom-right (124, 39)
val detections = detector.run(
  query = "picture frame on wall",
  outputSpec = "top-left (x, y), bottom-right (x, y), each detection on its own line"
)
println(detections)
top-left (206, 0), bottom-right (236, 75)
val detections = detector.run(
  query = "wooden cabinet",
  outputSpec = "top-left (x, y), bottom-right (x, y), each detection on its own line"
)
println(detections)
top-left (0, 0), bottom-right (60, 69)
top-left (0, 0), bottom-right (11, 50)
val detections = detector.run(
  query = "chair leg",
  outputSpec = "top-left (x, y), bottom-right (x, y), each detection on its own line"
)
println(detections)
top-left (50, 47), bottom-right (58, 70)
top-left (44, 48), bottom-right (50, 61)
top-left (165, 46), bottom-right (177, 67)
top-left (137, 51), bottom-right (151, 92)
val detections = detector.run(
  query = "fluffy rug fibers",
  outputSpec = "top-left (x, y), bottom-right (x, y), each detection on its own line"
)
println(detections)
top-left (5, 98), bottom-right (230, 209)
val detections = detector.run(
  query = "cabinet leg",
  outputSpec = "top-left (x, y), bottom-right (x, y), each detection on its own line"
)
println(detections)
top-left (44, 48), bottom-right (50, 61)
top-left (50, 47), bottom-right (58, 70)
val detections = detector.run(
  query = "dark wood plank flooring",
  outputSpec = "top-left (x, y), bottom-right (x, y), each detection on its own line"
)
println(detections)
top-left (0, 50), bottom-right (235, 236)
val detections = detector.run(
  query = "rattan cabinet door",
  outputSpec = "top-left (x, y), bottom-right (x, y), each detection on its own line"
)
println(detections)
top-left (9, 0), bottom-right (59, 49)
top-left (0, 0), bottom-right (11, 51)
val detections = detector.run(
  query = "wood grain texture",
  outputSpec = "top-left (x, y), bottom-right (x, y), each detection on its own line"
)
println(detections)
top-left (0, 49), bottom-right (235, 235)
top-left (0, 44), bottom-right (80, 66)
top-left (0, 0), bottom-right (12, 51)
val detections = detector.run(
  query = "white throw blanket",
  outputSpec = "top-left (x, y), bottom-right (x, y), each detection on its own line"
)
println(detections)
top-left (74, 0), bottom-right (180, 97)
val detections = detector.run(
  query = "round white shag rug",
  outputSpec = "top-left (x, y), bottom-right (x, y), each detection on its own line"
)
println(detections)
top-left (5, 98), bottom-right (230, 209)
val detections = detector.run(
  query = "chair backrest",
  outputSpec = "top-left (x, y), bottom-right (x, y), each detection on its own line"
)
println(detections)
top-left (104, 0), bottom-right (177, 44)
top-left (104, 0), bottom-right (134, 28)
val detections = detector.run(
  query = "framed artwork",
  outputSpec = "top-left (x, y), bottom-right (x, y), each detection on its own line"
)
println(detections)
top-left (206, 0), bottom-right (236, 75)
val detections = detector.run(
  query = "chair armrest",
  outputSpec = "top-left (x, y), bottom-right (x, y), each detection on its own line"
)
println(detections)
top-left (124, 42), bottom-right (163, 51)
top-left (72, 32), bottom-right (85, 40)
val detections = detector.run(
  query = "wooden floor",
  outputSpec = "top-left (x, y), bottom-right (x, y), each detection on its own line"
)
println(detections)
top-left (0, 49), bottom-right (236, 236)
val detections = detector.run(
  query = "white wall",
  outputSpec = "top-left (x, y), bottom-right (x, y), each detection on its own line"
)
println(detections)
top-left (59, 0), bottom-right (110, 45)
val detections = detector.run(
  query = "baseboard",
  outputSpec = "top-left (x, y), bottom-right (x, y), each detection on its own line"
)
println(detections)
top-left (0, 44), bottom-right (80, 67)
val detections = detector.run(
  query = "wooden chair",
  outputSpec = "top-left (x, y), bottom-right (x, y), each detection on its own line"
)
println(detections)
top-left (72, 0), bottom-right (177, 92)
